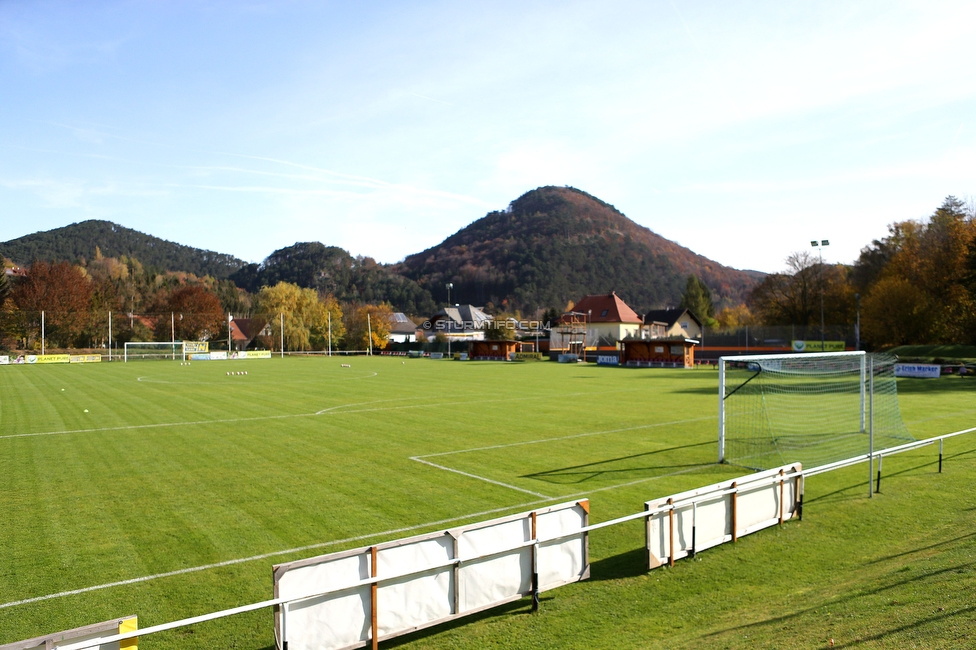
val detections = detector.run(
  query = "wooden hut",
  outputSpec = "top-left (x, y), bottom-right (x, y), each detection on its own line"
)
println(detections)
top-left (620, 337), bottom-right (697, 368)
top-left (470, 340), bottom-right (519, 361)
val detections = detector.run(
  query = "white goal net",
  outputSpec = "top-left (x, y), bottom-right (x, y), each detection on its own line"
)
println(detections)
top-left (718, 352), bottom-right (914, 470)
top-left (123, 341), bottom-right (186, 362)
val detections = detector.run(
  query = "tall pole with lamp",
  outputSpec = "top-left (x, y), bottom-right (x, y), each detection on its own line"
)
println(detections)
top-left (811, 239), bottom-right (830, 352)
top-left (446, 282), bottom-right (453, 358)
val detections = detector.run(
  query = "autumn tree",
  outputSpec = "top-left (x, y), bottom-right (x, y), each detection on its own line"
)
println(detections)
top-left (716, 304), bottom-right (753, 329)
top-left (255, 282), bottom-right (342, 351)
top-left (13, 261), bottom-right (93, 348)
top-left (164, 285), bottom-right (226, 341)
top-left (749, 252), bottom-right (853, 327)
top-left (859, 196), bottom-right (976, 346)
top-left (344, 303), bottom-right (394, 350)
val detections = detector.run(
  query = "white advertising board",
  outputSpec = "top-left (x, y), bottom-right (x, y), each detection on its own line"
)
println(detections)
top-left (273, 501), bottom-right (589, 650)
top-left (894, 363), bottom-right (941, 378)
top-left (646, 464), bottom-right (801, 569)
top-left (210, 351), bottom-right (228, 360)
top-left (0, 356), bottom-right (8, 365)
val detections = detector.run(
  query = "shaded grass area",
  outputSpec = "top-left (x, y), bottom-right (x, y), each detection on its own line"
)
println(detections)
top-left (888, 344), bottom-right (976, 361)
top-left (0, 360), bottom-right (973, 648)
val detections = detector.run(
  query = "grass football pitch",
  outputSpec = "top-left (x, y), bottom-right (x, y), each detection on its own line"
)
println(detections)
top-left (1, 357), bottom-right (974, 648)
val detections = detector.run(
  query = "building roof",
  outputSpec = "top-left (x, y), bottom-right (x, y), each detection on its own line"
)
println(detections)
top-left (643, 308), bottom-right (703, 329)
top-left (230, 318), bottom-right (267, 342)
top-left (427, 305), bottom-right (492, 331)
top-left (560, 292), bottom-right (642, 324)
top-left (390, 312), bottom-right (419, 335)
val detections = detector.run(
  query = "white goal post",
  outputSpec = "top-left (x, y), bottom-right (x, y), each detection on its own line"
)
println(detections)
top-left (123, 341), bottom-right (186, 362)
top-left (718, 351), bottom-right (867, 464)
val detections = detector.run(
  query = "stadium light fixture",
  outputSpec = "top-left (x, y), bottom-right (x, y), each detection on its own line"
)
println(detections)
top-left (811, 239), bottom-right (830, 352)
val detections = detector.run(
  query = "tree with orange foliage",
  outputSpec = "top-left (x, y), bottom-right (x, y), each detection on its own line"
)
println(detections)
top-left (164, 285), bottom-right (226, 341)
top-left (13, 261), bottom-right (93, 348)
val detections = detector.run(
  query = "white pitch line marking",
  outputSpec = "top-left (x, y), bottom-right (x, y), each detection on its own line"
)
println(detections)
top-left (410, 457), bottom-right (552, 498)
top-left (0, 462), bottom-right (720, 612)
top-left (0, 499), bottom-right (544, 611)
top-left (416, 416), bottom-right (716, 459)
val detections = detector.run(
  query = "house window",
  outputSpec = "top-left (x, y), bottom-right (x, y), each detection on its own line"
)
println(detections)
top-left (680, 321), bottom-right (688, 329)
top-left (601, 309), bottom-right (608, 317)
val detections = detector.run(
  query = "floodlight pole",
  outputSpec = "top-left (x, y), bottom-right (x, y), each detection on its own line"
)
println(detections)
top-left (328, 310), bottom-right (332, 357)
top-left (108, 311), bottom-right (112, 361)
top-left (367, 313), bottom-right (373, 356)
top-left (811, 239), bottom-right (829, 352)
top-left (41, 310), bottom-right (45, 355)
top-left (280, 312), bottom-right (284, 359)
top-left (228, 314), bottom-right (232, 353)
top-left (855, 293), bottom-right (861, 351)
top-left (446, 283), bottom-right (453, 358)
top-left (171, 312), bottom-right (176, 360)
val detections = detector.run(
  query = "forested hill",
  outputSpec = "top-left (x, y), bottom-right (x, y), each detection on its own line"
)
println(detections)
top-left (230, 242), bottom-right (437, 315)
top-left (0, 220), bottom-right (246, 279)
top-left (397, 186), bottom-right (762, 314)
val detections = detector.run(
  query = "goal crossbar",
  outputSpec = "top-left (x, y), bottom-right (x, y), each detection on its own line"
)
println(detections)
top-left (123, 341), bottom-right (186, 363)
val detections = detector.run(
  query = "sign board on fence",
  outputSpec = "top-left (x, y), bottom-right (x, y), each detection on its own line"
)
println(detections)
top-left (28, 354), bottom-right (71, 364)
top-left (429, 352), bottom-right (444, 359)
top-left (894, 363), bottom-right (941, 378)
top-left (190, 353), bottom-right (211, 361)
top-left (272, 500), bottom-right (589, 650)
top-left (558, 353), bottom-right (578, 363)
top-left (512, 352), bottom-right (543, 361)
top-left (597, 355), bottom-right (618, 366)
top-left (243, 350), bottom-right (272, 359)
top-left (0, 356), bottom-right (8, 365)
top-left (70, 355), bottom-right (102, 364)
top-left (184, 341), bottom-right (209, 353)
top-left (792, 340), bottom-right (846, 352)
top-left (210, 351), bottom-right (228, 360)
top-left (646, 464), bottom-right (801, 570)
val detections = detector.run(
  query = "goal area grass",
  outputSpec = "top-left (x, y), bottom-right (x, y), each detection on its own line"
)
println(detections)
top-left (0, 357), bottom-right (974, 648)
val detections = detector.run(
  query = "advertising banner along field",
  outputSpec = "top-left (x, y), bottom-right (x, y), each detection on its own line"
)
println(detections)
top-left (272, 501), bottom-right (589, 650)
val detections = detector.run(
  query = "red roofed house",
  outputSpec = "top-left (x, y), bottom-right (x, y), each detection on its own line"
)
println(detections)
top-left (551, 292), bottom-right (643, 350)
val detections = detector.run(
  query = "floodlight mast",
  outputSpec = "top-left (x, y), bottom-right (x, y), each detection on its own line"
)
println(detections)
top-left (446, 283), bottom-right (453, 358)
top-left (811, 239), bottom-right (830, 351)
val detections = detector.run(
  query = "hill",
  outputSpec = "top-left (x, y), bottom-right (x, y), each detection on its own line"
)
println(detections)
top-left (230, 242), bottom-right (436, 315)
top-left (397, 186), bottom-right (761, 314)
top-left (0, 220), bottom-right (246, 279)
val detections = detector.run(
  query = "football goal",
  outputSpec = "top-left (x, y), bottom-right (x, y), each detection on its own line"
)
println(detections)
top-left (718, 351), bottom-right (914, 470)
top-left (123, 341), bottom-right (186, 362)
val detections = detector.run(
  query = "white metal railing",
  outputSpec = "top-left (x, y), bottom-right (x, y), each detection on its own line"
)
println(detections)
top-left (46, 425), bottom-right (976, 650)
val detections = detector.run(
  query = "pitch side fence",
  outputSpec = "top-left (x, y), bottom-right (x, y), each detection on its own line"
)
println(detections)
top-left (9, 427), bottom-right (974, 650)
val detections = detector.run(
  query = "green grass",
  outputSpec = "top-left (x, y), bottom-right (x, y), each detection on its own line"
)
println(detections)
top-left (0, 358), bottom-right (974, 648)
top-left (887, 344), bottom-right (976, 361)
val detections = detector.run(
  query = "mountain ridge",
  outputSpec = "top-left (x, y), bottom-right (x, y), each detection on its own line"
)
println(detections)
top-left (2, 187), bottom-right (762, 314)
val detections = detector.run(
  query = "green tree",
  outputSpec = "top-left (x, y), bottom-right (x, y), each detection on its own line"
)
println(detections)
top-left (680, 275), bottom-right (717, 327)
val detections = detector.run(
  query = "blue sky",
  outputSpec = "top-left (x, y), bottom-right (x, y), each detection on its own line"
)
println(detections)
top-left (1, 1), bottom-right (973, 274)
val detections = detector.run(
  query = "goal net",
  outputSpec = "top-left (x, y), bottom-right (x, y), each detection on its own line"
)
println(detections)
top-left (718, 352), bottom-right (913, 470)
top-left (124, 341), bottom-right (186, 362)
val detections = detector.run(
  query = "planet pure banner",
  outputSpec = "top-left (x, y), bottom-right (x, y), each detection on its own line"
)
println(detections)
top-left (791, 340), bottom-right (846, 353)
top-left (31, 354), bottom-right (71, 364)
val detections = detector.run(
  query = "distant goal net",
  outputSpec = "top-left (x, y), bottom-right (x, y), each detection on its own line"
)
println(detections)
top-left (124, 341), bottom-right (186, 362)
top-left (718, 352), bottom-right (913, 470)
